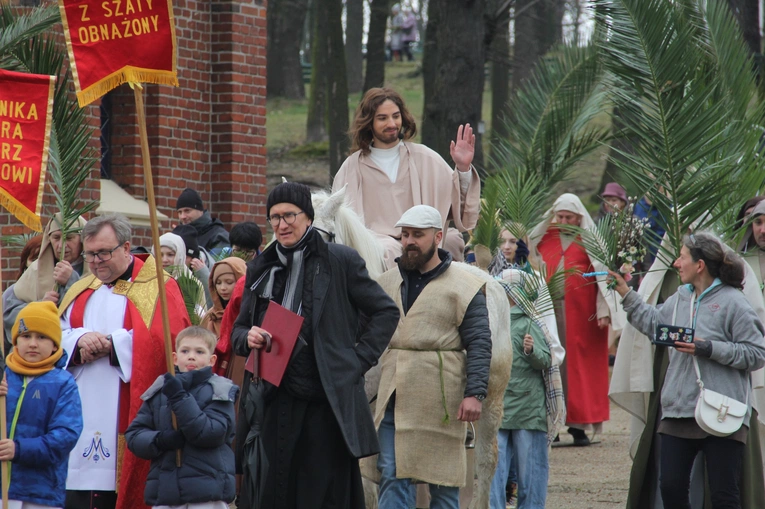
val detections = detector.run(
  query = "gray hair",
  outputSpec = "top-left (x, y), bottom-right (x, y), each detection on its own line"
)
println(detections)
top-left (82, 213), bottom-right (132, 245)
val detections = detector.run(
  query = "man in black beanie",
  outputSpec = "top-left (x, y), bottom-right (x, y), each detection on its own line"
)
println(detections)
top-left (232, 181), bottom-right (399, 509)
top-left (175, 188), bottom-right (230, 254)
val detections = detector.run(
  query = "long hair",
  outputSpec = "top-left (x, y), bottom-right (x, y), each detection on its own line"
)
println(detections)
top-left (16, 235), bottom-right (42, 281)
top-left (683, 232), bottom-right (745, 289)
top-left (349, 88), bottom-right (417, 154)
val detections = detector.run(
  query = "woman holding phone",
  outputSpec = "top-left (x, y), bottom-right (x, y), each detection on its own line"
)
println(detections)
top-left (609, 231), bottom-right (765, 508)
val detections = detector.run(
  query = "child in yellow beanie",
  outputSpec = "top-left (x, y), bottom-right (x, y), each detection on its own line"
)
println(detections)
top-left (0, 301), bottom-right (83, 508)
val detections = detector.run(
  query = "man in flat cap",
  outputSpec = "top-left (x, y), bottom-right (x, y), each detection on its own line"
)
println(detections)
top-left (369, 204), bottom-right (492, 509)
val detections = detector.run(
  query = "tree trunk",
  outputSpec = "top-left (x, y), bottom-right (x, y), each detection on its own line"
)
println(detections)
top-left (345, 0), bottom-right (364, 94)
top-left (489, 4), bottom-right (511, 164)
top-left (326, 0), bottom-right (350, 177)
top-left (364, 0), bottom-right (390, 92)
top-left (512, 0), bottom-right (564, 94)
top-left (421, 0), bottom-right (439, 112)
top-left (306, 0), bottom-right (328, 142)
top-left (727, 0), bottom-right (760, 57)
top-left (422, 0), bottom-right (487, 170)
top-left (267, 0), bottom-right (309, 99)
top-left (597, 106), bottom-right (635, 197)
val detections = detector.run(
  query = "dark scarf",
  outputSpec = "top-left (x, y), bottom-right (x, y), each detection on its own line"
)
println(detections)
top-left (258, 227), bottom-right (316, 314)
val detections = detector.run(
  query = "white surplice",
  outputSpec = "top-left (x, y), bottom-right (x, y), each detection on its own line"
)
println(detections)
top-left (60, 284), bottom-right (134, 491)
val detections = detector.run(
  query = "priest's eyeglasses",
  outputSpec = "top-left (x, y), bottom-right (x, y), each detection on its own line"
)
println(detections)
top-left (268, 211), bottom-right (304, 227)
top-left (83, 244), bottom-right (122, 262)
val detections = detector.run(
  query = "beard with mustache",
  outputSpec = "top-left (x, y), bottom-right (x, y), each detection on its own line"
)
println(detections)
top-left (399, 240), bottom-right (438, 271)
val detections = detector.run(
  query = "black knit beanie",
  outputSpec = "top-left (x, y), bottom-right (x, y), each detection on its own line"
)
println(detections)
top-left (172, 224), bottom-right (200, 259)
top-left (176, 188), bottom-right (204, 211)
top-left (266, 183), bottom-right (314, 220)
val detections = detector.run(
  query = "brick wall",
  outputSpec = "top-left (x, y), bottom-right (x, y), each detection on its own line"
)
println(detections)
top-left (1, 0), bottom-right (267, 287)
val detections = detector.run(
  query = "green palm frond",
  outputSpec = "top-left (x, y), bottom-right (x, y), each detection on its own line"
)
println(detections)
top-left (168, 267), bottom-right (204, 326)
top-left (1, 7), bottom-right (98, 256)
top-left (0, 3), bottom-right (59, 64)
top-left (469, 176), bottom-right (502, 253)
top-left (593, 0), bottom-right (762, 259)
top-left (490, 43), bottom-right (609, 185)
top-left (504, 267), bottom-right (574, 335)
top-left (1, 233), bottom-right (38, 252)
top-left (494, 170), bottom-right (552, 241)
top-left (489, 42), bottom-right (610, 244)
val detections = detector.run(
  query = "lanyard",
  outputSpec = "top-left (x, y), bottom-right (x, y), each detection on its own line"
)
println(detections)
top-left (7, 376), bottom-right (30, 484)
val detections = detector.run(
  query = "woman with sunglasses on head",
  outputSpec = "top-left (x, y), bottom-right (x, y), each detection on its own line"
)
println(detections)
top-left (609, 231), bottom-right (765, 508)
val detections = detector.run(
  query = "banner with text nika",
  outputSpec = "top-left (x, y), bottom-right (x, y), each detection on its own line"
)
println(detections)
top-left (0, 69), bottom-right (55, 232)
top-left (58, 0), bottom-right (179, 107)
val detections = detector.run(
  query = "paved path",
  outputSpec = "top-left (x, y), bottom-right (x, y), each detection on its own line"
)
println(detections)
top-left (546, 401), bottom-right (632, 508)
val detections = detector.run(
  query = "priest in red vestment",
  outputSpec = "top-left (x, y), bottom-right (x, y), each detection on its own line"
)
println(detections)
top-left (530, 194), bottom-right (625, 446)
top-left (59, 214), bottom-right (190, 509)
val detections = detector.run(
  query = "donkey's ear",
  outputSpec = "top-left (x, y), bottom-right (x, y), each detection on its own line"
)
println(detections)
top-left (318, 184), bottom-right (347, 218)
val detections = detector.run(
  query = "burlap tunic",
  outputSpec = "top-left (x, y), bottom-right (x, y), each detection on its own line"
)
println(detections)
top-left (372, 265), bottom-right (485, 487)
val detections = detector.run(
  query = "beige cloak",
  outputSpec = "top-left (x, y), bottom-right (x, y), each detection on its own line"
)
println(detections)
top-left (364, 264), bottom-right (485, 487)
top-left (332, 142), bottom-right (480, 267)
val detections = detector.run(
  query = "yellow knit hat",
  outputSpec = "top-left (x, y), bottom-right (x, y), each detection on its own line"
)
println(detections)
top-left (12, 301), bottom-right (62, 347)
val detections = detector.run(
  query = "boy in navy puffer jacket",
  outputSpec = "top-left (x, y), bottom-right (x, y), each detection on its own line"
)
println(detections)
top-left (0, 301), bottom-right (83, 508)
top-left (126, 326), bottom-right (238, 509)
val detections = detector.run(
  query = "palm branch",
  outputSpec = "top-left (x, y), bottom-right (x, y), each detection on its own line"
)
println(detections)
top-left (593, 0), bottom-right (765, 260)
top-left (168, 266), bottom-right (204, 326)
top-left (501, 266), bottom-right (573, 335)
top-left (489, 42), bottom-right (610, 243)
top-left (469, 175), bottom-right (502, 254)
top-left (0, 233), bottom-right (38, 253)
top-left (1, 4), bottom-right (98, 259)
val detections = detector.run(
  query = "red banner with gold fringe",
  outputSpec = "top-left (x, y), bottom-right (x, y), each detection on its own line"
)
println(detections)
top-left (0, 69), bottom-right (55, 232)
top-left (57, 0), bottom-right (178, 107)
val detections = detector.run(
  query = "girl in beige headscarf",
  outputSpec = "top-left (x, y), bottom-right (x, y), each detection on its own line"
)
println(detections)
top-left (3, 214), bottom-right (89, 347)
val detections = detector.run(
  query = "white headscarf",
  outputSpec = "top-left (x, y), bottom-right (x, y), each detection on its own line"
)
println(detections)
top-left (158, 233), bottom-right (188, 270)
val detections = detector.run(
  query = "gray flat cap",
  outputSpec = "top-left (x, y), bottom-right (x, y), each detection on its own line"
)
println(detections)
top-left (395, 205), bottom-right (443, 229)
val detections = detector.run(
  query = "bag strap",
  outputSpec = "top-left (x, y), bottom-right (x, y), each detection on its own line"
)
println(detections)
top-left (688, 291), bottom-right (751, 404)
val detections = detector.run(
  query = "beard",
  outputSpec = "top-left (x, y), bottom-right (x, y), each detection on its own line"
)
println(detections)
top-left (373, 127), bottom-right (400, 146)
top-left (399, 241), bottom-right (437, 271)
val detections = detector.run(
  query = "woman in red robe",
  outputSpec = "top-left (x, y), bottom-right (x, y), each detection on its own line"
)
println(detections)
top-left (531, 193), bottom-right (622, 446)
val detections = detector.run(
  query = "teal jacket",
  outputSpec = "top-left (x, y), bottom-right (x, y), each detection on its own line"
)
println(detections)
top-left (501, 306), bottom-right (551, 432)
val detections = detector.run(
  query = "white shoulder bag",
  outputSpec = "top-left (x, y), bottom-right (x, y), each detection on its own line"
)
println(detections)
top-left (676, 293), bottom-right (748, 437)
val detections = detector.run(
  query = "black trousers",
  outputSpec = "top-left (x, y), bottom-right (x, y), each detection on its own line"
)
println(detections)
top-left (660, 433), bottom-right (745, 509)
top-left (239, 389), bottom-right (364, 509)
top-left (65, 490), bottom-right (117, 509)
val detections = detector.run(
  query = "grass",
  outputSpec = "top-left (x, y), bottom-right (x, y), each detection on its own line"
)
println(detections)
top-left (266, 60), bottom-right (610, 204)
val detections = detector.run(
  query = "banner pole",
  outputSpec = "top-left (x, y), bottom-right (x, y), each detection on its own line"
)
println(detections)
top-left (0, 241), bottom-right (7, 509)
top-left (133, 85), bottom-right (180, 465)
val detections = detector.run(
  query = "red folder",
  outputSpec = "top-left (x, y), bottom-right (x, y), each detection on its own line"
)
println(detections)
top-left (245, 300), bottom-right (304, 387)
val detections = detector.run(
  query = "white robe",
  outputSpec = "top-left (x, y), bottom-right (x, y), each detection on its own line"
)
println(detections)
top-left (60, 284), bottom-right (134, 491)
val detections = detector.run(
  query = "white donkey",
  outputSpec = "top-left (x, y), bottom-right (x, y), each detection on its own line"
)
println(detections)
top-left (312, 186), bottom-right (513, 509)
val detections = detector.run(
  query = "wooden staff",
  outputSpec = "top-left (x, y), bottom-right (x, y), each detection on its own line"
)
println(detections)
top-left (133, 84), bottom-right (180, 466)
top-left (0, 246), bottom-right (7, 509)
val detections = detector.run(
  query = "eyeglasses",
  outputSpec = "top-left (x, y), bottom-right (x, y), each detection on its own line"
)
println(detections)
top-left (83, 244), bottom-right (123, 263)
top-left (268, 211), bottom-right (304, 227)
top-left (690, 233), bottom-right (697, 246)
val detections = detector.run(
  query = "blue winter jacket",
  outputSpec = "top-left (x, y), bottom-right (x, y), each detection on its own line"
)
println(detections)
top-left (125, 366), bottom-right (239, 506)
top-left (5, 354), bottom-right (83, 507)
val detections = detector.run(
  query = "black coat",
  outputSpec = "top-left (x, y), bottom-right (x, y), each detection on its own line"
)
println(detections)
top-left (232, 234), bottom-right (399, 458)
top-left (191, 211), bottom-right (230, 253)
